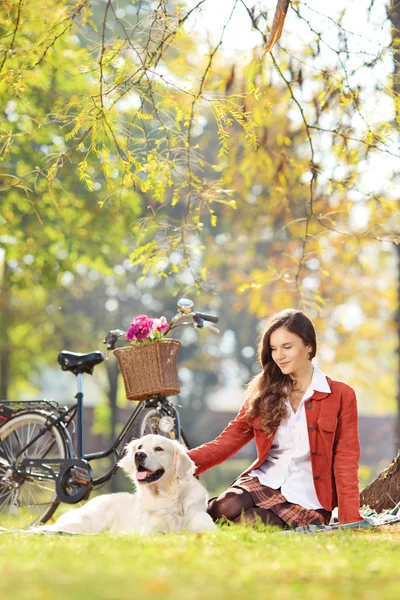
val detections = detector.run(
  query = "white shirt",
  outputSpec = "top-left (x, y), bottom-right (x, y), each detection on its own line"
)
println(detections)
top-left (248, 365), bottom-right (331, 509)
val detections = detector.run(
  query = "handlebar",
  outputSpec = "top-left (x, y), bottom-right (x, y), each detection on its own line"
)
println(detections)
top-left (103, 298), bottom-right (219, 353)
top-left (195, 312), bottom-right (219, 324)
top-left (103, 329), bottom-right (126, 351)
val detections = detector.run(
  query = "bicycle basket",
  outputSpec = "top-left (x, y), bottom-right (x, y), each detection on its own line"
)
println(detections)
top-left (113, 339), bottom-right (181, 401)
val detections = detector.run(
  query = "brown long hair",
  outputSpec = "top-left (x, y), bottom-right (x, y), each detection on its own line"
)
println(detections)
top-left (245, 309), bottom-right (317, 436)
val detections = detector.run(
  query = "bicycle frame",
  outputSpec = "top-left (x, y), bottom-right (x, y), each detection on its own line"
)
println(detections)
top-left (0, 392), bottom-right (182, 489)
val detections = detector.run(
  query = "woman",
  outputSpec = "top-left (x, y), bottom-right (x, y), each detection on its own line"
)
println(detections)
top-left (187, 309), bottom-right (364, 529)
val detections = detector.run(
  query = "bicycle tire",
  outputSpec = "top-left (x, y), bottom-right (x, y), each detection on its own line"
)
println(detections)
top-left (0, 411), bottom-right (69, 530)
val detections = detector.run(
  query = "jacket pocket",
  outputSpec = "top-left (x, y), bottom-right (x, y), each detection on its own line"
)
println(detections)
top-left (318, 417), bottom-right (338, 433)
top-left (318, 417), bottom-right (338, 455)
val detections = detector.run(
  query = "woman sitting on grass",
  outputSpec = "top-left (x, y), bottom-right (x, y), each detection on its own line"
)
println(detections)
top-left (188, 309), bottom-right (364, 529)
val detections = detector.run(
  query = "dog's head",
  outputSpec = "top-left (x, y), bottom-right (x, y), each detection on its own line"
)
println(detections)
top-left (118, 434), bottom-right (195, 487)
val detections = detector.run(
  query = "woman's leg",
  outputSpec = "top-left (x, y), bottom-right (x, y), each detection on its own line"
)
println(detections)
top-left (207, 487), bottom-right (255, 522)
top-left (234, 507), bottom-right (287, 529)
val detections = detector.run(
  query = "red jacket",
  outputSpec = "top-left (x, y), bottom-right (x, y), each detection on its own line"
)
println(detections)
top-left (188, 377), bottom-right (363, 524)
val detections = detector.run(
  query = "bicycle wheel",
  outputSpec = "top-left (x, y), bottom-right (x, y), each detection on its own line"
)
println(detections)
top-left (130, 407), bottom-right (180, 442)
top-left (0, 411), bottom-right (69, 530)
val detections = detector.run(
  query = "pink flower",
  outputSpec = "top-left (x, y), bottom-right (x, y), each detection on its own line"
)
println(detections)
top-left (135, 314), bottom-right (154, 330)
top-left (125, 313), bottom-right (169, 343)
top-left (126, 323), bottom-right (140, 341)
top-left (157, 316), bottom-right (169, 333)
top-left (126, 314), bottom-right (154, 341)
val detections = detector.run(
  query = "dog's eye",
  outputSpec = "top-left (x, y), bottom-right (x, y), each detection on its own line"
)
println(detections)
top-left (137, 445), bottom-right (143, 450)
top-left (154, 447), bottom-right (164, 452)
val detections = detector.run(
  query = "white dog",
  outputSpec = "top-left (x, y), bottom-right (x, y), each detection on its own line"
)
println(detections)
top-left (37, 434), bottom-right (215, 535)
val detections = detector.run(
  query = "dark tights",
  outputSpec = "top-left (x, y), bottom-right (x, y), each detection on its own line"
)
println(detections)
top-left (208, 487), bottom-right (287, 529)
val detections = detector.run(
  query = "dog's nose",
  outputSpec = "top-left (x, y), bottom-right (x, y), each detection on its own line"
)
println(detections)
top-left (135, 451), bottom-right (147, 462)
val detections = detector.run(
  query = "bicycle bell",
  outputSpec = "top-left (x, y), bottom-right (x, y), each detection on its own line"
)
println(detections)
top-left (177, 298), bottom-right (194, 315)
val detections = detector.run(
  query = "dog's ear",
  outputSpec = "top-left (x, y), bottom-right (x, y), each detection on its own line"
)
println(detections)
top-left (118, 439), bottom-right (140, 473)
top-left (174, 442), bottom-right (196, 479)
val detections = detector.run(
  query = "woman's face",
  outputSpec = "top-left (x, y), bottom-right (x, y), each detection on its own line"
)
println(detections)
top-left (269, 326), bottom-right (312, 376)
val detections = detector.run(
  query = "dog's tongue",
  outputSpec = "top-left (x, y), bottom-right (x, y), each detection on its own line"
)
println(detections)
top-left (136, 470), bottom-right (152, 481)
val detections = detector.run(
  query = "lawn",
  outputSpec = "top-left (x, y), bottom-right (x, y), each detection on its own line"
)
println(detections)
top-left (1, 524), bottom-right (399, 600)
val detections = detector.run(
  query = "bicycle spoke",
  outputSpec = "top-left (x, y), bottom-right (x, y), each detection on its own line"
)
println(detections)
top-left (26, 422), bottom-right (38, 452)
top-left (33, 427), bottom-right (56, 459)
top-left (18, 485), bottom-right (38, 523)
top-left (8, 489), bottom-right (18, 515)
top-left (16, 425), bottom-right (25, 452)
top-left (37, 435), bottom-right (57, 459)
top-left (0, 456), bottom-right (9, 468)
top-left (0, 484), bottom-right (11, 499)
top-left (31, 426), bottom-right (41, 456)
top-left (0, 436), bottom-right (12, 462)
top-left (26, 486), bottom-right (42, 518)
top-left (25, 422), bottom-right (31, 448)
top-left (0, 492), bottom-right (10, 511)
top-left (12, 430), bottom-right (23, 457)
top-left (25, 480), bottom-right (55, 494)
top-left (15, 501), bottom-right (54, 508)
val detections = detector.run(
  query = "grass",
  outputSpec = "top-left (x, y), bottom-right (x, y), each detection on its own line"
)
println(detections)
top-left (1, 524), bottom-right (399, 600)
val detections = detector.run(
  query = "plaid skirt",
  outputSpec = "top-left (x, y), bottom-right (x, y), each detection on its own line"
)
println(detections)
top-left (232, 474), bottom-right (331, 528)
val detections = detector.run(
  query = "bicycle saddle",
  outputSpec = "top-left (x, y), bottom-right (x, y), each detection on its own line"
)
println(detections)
top-left (57, 350), bottom-right (105, 375)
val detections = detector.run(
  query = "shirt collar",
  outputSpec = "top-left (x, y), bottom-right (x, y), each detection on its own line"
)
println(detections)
top-left (308, 364), bottom-right (331, 394)
top-left (283, 364), bottom-right (331, 402)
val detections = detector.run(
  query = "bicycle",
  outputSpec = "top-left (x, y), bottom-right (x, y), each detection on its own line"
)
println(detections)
top-left (0, 298), bottom-right (219, 531)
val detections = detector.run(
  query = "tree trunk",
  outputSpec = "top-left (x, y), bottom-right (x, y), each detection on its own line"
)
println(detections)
top-left (360, 452), bottom-right (400, 512)
top-left (388, 1), bottom-right (400, 454)
top-left (396, 244), bottom-right (400, 450)
top-left (0, 261), bottom-right (10, 399)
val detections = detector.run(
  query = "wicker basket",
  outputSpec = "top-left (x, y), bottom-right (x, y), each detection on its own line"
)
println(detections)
top-left (113, 339), bottom-right (181, 401)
